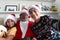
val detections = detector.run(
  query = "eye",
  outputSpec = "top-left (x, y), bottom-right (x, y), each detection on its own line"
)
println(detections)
top-left (29, 10), bottom-right (32, 14)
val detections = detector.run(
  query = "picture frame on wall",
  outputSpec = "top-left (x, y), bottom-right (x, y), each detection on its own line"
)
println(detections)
top-left (5, 5), bottom-right (17, 11)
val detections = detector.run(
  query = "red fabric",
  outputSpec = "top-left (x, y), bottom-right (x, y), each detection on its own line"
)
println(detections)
top-left (13, 21), bottom-right (34, 40)
top-left (11, 14), bottom-right (16, 17)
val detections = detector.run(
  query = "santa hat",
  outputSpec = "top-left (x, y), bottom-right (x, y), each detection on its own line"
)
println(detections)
top-left (4, 14), bottom-right (16, 25)
top-left (0, 25), bottom-right (7, 33)
top-left (22, 6), bottom-right (28, 10)
top-left (29, 5), bottom-right (40, 12)
top-left (20, 9), bottom-right (29, 16)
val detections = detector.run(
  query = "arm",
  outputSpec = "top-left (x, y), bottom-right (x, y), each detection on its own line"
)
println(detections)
top-left (6, 35), bottom-right (15, 40)
top-left (0, 35), bottom-right (14, 40)
top-left (6, 27), bottom-right (17, 40)
top-left (0, 37), bottom-right (6, 40)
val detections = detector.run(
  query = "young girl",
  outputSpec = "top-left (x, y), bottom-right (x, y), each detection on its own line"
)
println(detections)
top-left (5, 14), bottom-right (17, 40)
top-left (0, 14), bottom-right (17, 40)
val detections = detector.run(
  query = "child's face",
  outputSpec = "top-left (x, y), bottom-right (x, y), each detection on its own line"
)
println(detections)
top-left (0, 30), bottom-right (5, 37)
top-left (6, 19), bottom-right (15, 27)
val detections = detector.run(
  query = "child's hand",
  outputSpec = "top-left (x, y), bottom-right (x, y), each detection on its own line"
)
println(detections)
top-left (0, 25), bottom-right (7, 37)
top-left (0, 30), bottom-right (5, 37)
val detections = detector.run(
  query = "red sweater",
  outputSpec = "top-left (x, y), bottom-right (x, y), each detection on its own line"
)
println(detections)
top-left (13, 21), bottom-right (34, 40)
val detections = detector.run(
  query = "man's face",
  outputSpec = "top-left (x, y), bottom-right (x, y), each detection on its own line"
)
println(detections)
top-left (20, 13), bottom-right (28, 21)
top-left (29, 8), bottom-right (40, 20)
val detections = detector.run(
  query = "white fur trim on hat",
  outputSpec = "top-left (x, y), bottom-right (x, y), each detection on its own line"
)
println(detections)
top-left (20, 9), bottom-right (29, 16)
top-left (4, 15), bottom-right (16, 25)
top-left (29, 5), bottom-right (40, 12)
top-left (0, 25), bottom-right (7, 33)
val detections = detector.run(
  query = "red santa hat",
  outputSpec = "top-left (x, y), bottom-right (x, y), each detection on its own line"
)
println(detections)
top-left (20, 9), bottom-right (29, 16)
top-left (4, 14), bottom-right (16, 25)
top-left (20, 6), bottom-right (29, 15)
top-left (22, 6), bottom-right (28, 10)
top-left (0, 25), bottom-right (7, 33)
top-left (29, 5), bottom-right (40, 12)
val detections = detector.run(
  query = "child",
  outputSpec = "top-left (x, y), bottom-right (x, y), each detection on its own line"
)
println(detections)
top-left (3, 14), bottom-right (17, 40)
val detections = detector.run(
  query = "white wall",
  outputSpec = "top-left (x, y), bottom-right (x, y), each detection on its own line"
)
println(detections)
top-left (0, 0), bottom-right (60, 19)
top-left (0, 0), bottom-right (53, 11)
top-left (0, 0), bottom-right (59, 11)
top-left (54, 0), bottom-right (60, 12)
